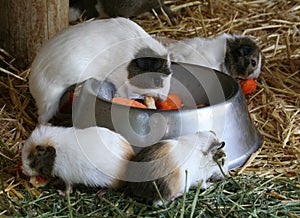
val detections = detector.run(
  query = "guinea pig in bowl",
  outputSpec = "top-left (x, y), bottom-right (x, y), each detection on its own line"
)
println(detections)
top-left (71, 63), bottom-right (262, 170)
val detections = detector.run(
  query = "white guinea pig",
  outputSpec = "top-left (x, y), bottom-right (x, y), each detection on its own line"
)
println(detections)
top-left (22, 125), bottom-right (134, 191)
top-left (126, 131), bottom-right (228, 206)
top-left (167, 33), bottom-right (262, 80)
top-left (29, 17), bottom-right (172, 123)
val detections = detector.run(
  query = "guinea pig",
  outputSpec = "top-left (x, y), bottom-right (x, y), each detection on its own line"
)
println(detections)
top-left (69, 0), bottom-right (173, 22)
top-left (21, 125), bottom-right (134, 192)
top-left (98, 0), bottom-right (173, 20)
top-left (167, 33), bottom-right (262, 80)
top-left (29, 17), bottom-right (172, 123)
top-left (125, 131), bottom-right (228, 206)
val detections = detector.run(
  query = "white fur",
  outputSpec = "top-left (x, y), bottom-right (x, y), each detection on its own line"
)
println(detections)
top-left (29, 17), bottom-right (170, 123)
top-left (22, 125), bottom-right (134, 187)
top-left (155, 131), bottom-right (228, 206)
top-left (176, 132), bottom-right (228, 190)
top-left (248, 52), bottom-right (262, 79)
top-left (167, 33), bottom-right (231, 73)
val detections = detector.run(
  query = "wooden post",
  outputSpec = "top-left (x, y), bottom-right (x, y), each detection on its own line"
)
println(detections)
top-left (0, 0), bottom-right (69, 69)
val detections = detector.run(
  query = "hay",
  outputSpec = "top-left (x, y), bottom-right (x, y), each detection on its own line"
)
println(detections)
top-left (0, 0), bottom-right (299, 216)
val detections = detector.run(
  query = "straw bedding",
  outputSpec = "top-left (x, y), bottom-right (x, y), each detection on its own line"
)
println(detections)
top-left (0, 0), bottom-right (299, 217)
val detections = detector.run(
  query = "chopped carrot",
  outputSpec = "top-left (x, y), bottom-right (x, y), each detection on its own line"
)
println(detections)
top-left (30, 176), bottom-right (49, 188)
top-left (156, 94), bottom-right (182, 110)
top-left (240, 79), bottom-right (257, 95)
top-left (112, 97), bottom-right (147, 108)
top-left (35, 176), bottom-right (48, 184)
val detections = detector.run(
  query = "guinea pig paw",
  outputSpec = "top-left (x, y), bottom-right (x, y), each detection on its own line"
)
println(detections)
top-left (170, 192), bottom-right (183, 201)
top-left (201, 181), bottom-right (213, 190)
top-left (57, 184), bottom-right (73, 197)
top-left (152, 192), bottom-right (183, 207)
top-left (153, 199), bottom-right (167, 207)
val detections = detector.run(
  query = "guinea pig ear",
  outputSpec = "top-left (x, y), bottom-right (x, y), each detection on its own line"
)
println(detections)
top-left (204, 141), bottom-right (226, 155)
top-left (209, 130), bottom-right (217, 136)
top-left (134, 57), bottom-right (164, 71)
top-left (217, 141), bottom-right (225, 150)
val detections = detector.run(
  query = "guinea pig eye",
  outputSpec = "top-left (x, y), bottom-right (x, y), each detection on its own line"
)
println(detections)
top-left (30, 160), bottom-right (38, 168)
top-left (251, 59), bottom-right (257, 67)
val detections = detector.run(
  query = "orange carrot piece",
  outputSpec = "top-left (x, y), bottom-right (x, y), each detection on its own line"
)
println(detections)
top-left (29, 176), bottom-right (49, 188)
top-left (156, 94), bottom-right (182, 110)
top-left (112, 97), bottom-right (147, 108)
top-left (240, 79), bottom-right (257, 95)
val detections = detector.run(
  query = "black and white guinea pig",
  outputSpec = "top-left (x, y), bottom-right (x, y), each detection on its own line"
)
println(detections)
top-left (69, 0), bottom-right (173, 22)
top-left (22, 125), bottom-right (134, 191)
top-left (29, 17), bottom-right (172, 123)
top-left (167, 33), bottom-right (262, 80)
top-left (126, 131), bottom-right (228, 206)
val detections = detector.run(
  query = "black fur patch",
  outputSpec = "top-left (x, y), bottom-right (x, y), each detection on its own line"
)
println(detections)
top-left (203, 141), bottom-right (225, 156)
top-left (225, 37), bottom-right (260, 78)
top-left (28, 145), bottom-right (56, 176)
top-left (128, 48), bottom-right (171, 77)
top-left (127, 48), bottom-right (171, 89)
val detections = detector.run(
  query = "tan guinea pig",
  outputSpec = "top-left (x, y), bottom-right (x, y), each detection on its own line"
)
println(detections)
top-left (22, 125), bottom-right (134, 192)
top-left (126, 131), bottom-right (228, 206)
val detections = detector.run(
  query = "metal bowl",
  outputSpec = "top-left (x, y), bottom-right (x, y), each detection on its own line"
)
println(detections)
top-left (72, 63), bottom-right (262, 170)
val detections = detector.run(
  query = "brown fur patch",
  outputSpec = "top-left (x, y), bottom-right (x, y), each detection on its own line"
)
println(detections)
top-left (127, 140), bottom-right (181, 202)
top-left (28, 145), bottom-right (56, 177)
top-left (121, 140), bottom-right (135, 161)
top-left (110, 180), bottom-right (123, 189)
top-left (164, 167), bottom-right (181, 200)
top-left (110, 140), bottom-right (135, 189)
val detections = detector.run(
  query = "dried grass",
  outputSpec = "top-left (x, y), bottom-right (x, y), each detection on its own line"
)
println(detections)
top-left (0, 0), bottom-right (299, 217)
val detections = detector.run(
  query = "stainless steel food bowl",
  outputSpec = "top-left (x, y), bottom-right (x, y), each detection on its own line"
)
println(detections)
top-left (72, 63), bottom-right (262, 170)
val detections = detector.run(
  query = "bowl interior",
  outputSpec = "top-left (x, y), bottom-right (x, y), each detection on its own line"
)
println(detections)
top-left (94, 63), bottom-right (238, 109)
top-left (72, 63), bottom-right (262, 170)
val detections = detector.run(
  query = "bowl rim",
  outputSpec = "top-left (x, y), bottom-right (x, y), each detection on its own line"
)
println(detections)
top-left (93, 65), bottom-right (241, 113)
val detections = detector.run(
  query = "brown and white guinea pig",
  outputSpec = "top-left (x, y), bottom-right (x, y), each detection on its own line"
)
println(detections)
top-left (167, 33), bottom-right (262, 80)
top-left (22, 125), bottom-right (134, 191)
top-left (29, 17), bottom-right (172, 123)
top-left (69, 0), bottom-right (173, 22)
top-left (125, 131), bottom-right (228, 206)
